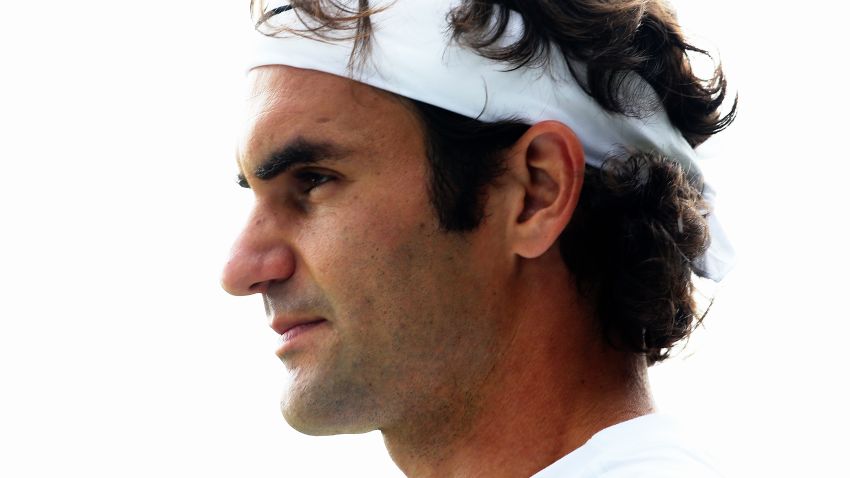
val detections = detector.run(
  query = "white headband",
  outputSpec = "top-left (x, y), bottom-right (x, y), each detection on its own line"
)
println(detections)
top-left (248, 0), bottom-right (734, 281)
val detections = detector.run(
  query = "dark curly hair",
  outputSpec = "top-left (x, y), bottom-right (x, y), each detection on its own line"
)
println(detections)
top-left (250, 0), bottom-right (736, 364)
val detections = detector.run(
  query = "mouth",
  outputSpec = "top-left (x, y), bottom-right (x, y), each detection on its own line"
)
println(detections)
top-left (273, 317), bottom-right (328, 357)
top-left (271, 315), bottom-right (326, 335)
top-left (280, 318), bottom-right (326, 339)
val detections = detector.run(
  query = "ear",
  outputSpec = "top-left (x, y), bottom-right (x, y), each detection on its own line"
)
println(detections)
top-left (505, 121), bottom-right (585, 259)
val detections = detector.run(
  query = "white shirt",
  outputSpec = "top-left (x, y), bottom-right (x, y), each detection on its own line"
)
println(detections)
top-left (531, 414), bottom-right (725, 477)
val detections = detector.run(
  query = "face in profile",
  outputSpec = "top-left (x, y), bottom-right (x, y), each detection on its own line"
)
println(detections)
top-left (221, 66), bottom-right (516, 436)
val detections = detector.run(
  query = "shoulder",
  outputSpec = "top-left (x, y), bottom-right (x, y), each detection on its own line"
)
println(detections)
top-left (532, 414), bottom-right (726, 478)
top-left (589, 446), bottom-right (725, 478)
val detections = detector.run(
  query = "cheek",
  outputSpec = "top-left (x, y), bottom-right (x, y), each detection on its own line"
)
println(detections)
top-left (307, 157), bottom-right (433, 275)
top-left (298, 186), bottom-right (434, 302)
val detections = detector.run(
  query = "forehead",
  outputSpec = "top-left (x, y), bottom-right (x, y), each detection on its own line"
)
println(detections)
top-left (239, 66), bottom-right (422, 171)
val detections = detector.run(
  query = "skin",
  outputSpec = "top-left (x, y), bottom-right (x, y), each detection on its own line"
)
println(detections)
top-left (222, 65), bottom-right (654, 477)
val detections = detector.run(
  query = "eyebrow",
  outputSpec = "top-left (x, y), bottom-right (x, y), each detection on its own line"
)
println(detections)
top-left (237, 137), bottom-right (348, 187)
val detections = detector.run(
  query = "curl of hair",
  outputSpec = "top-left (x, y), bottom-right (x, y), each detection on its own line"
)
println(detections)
top-left (559, 152), bottom-right (711, 364)
top-left (448, 0), bottom-right (736, 147)
top-left (251, 0), bottom-right (383, 70)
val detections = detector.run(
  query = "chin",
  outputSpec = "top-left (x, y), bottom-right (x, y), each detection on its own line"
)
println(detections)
top-left (282, 408), bottom-right (376, 436)
top-left (281, 393), bottom-right (377, 436)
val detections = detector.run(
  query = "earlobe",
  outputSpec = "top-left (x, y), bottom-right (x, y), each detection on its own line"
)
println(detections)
top-left (510, 121), bottom-right (585, 259)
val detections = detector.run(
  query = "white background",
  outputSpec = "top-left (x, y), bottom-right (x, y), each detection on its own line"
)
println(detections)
top-left (1, 1), bottom-right (846, 477)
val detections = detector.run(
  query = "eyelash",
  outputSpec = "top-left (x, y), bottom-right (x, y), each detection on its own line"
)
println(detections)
top-left (294, 170), bottom-right (335, 194)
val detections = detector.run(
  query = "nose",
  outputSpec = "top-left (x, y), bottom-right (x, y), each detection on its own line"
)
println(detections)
top-left (221, 207), bottom-right (296, 296)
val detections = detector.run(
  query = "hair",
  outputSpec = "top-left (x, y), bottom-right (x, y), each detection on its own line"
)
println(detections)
top-left (251, 0), bottom-right (736, 364)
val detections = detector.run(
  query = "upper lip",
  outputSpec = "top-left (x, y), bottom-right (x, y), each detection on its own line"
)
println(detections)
top-left (271, 316), bottom-right (326, 335)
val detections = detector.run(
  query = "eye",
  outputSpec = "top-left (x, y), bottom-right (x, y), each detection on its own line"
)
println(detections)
top-left (294, 170), bottom-right (335, 194)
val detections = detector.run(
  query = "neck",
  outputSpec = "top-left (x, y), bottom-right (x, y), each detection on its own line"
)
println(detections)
top-left (381, 254), bottom-right (655, 478)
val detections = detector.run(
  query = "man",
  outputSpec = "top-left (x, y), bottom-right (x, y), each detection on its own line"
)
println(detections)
top-left (222, 0), bottom-right (735, 476)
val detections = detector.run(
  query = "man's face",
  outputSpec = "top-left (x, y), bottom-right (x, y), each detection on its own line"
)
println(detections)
top-left (222, 66), bottom-right (515, 435)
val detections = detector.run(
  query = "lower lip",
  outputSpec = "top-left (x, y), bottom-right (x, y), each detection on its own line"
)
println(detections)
top-left (277, 320), bottom-right (327, 356)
